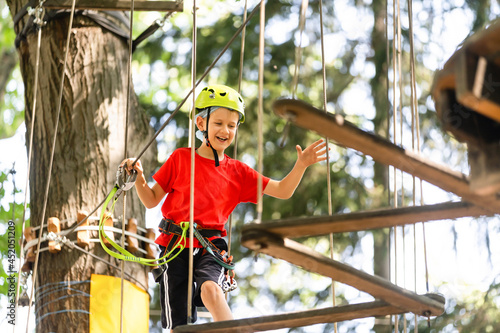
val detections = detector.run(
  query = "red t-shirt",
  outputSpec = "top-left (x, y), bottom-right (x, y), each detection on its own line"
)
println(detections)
top-left (153, 148), bottom-right (270, 248)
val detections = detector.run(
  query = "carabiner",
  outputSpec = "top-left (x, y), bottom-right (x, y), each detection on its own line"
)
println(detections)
top-left (116, 164), bottom-right (137, 192)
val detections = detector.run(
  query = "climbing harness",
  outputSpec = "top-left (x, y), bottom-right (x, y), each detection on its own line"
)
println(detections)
top-left (97, 165), bottom-right (188, 266)
top-left (192, 223), bottom-right (235, 271)
top-left (157, 219), bottom-right (235, 271)
top-left (155, 218), bottom-right (237, 292)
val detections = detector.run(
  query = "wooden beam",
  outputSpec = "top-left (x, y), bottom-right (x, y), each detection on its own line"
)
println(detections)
top-left (241, 231), bottom-right (445, 317)
top-left (44, 0), bottom-right (184, 12)
top-left (469, 144), bottom-right (500, 196)
top-left (174, 300), bottom-right (408, 333)
top-left (272, 99), bottom-right (500, 213)
top-left (242, 201), bottom-right (490, 239)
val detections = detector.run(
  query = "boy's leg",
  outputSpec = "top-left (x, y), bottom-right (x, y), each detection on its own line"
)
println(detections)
top-left (200, 280), bottom-right (233, 321)
top-left (193, 238), bottom-right (233, 322)
top-left (159, 247), bottom-right (197, 330)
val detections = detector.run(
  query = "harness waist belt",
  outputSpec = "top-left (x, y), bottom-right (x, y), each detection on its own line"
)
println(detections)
top-left (159, 218), bottom-right (222, 238)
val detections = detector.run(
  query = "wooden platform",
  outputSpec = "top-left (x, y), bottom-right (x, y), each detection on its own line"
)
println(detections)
top-left (241, 230), bottom-right (445, 318)
top-left (431, 19), bottom-right (500, 195)
top-left (174, 300), bottom-right (414, 332)
top-left (242, 201), bottom-right (490, 239)
top-left (432, 19), bottom-right (500, 126)
top-left (44, 0), bottom-right (184, 12)
top-left (272, 98), bottom-right (500, 214)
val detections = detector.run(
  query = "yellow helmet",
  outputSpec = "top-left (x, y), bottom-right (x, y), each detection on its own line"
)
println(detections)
top-left (194, 84), bottom-right (245, 123)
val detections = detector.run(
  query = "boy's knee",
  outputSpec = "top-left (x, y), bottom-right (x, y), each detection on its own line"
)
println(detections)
top-left (200, 281), bottom-right (222, 301)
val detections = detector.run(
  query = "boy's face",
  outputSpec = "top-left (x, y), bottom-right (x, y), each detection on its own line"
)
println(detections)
top-left (197, 107), bottom-right (240, 152)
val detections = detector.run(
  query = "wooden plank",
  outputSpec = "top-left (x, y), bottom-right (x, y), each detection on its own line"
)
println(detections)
top-left (241, 231), bottom-right (445, 317)
top-left (44, 0), bottom-right (183, 12)
top-left (272, 98), bottom-right (500, 213)
top-left (242, 201), bottom-right (490, 239)
top-left (174, 300), bottom-right (407, 333)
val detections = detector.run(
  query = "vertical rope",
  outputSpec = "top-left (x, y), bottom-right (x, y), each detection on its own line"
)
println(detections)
top-left (26, 1), bottom-right (77, 330)
top-left (385, 1), bottom-right (394, 330)
top-left (391, 0), bottom-right (399, 330)
top-left (395, 1), bottom-right (408, 331)
top-left (187, 0), bottom-right (197, 325)
top-left (228, 0), bottom-right (249, 264)
top-left (279, 0), bottom-right (308, 148)
top-left (14, 1), bottom-right (45, 323)
top-left (318, 1), bottom-right (337, 332)
top-left (256, 0), bottom-right (265, 224)
top-left (291, 0), bottom-right (308, 99)
top-left (407, 0), bottom-right (418, 331)
top-left (120, 1), bottom-right (135, 332)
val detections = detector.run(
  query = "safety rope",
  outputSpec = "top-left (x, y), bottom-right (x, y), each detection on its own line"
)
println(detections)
top-left (119, 1), bottom-right (135, 331)
top-left (26, 0), bottom-right (77, 329)
top-left (279, 0), bottom-right (308, 149)
top-left (318, 1), bottom-right (337, 332)
top-left (291, 0), bottom-right (308, 99)
top-left (391, 0), bottom-right (400, 330)
top-left (408, 1), bottom-right (418, 331)
top-left (23, 227), bottom-right (154, 258)
top-left (256, 0), bottom-right (265, 224)
top-left (187, 0), bottom-right (198, 324)
top-left (97, 185), bottom-right (188, 266)
top-left (227, 0), bottom-right (249, 298)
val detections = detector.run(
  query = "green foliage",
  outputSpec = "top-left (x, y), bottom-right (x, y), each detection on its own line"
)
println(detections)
top-left (0, 1), bottom-right (24, 139)
top-left (0, 169), bottom-right (27, 297)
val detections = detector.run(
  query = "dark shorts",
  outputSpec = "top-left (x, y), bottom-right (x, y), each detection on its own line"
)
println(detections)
top-left (158, 238), bottom-right (228, 330)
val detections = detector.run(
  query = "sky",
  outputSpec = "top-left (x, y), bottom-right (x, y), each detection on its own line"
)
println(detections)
top-left (1, 0), bottom-right (500, 332)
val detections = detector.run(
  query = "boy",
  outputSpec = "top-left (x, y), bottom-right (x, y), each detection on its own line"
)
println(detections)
top-left (122, 84), bottom-right (328, 331)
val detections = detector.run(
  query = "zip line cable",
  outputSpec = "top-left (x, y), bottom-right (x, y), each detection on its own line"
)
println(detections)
top-left (130, 2), bottom-right (262, 169)
top-left (26, 0), bottom-right (77, 329)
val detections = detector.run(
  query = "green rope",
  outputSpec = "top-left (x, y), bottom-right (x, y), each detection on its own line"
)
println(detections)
top-left (98, 186), bottom-right (188, 266)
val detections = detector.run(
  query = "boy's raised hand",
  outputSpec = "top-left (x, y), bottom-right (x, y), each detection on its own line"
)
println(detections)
top-left (296, 139), bottom-right (329, 168)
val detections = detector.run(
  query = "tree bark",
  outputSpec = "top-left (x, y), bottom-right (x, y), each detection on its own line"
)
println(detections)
top-left (7, 2), bottom-right (156, 331)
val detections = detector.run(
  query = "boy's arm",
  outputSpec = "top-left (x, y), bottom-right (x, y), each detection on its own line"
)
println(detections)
top-left (263, 139), bottom-right (328, 200)
top-left (122, 158), bottom-right (167, 209)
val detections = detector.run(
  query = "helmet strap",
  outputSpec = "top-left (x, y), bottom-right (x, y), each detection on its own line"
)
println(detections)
top-left (204, 109), bottom-right (220, 167)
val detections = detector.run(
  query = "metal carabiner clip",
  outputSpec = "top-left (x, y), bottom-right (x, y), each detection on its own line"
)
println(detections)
top-left (116, 164), bottom-right (137, 192)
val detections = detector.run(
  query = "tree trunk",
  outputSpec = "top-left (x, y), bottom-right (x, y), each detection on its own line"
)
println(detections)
top-left (7, 2), bottom-right (156, 331)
